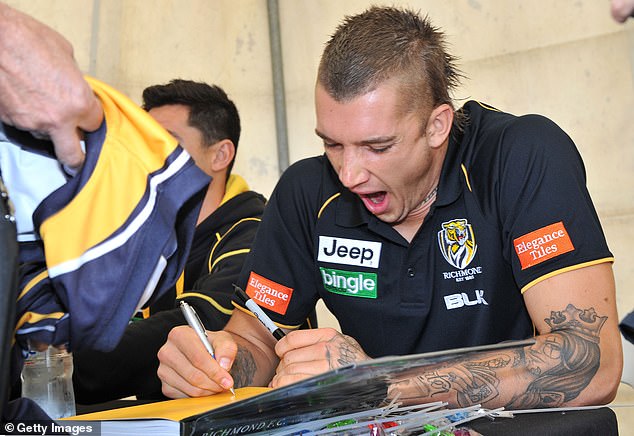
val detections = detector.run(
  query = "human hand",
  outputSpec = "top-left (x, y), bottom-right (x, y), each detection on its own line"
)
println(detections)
top-left (610, 0), bottom-right (634, 22)
top-left (157, 325), bottom-right (236, 398)
top-left (270, 328), bottom-right (370, 388)
top-left (0, 3), bottom-right (103, 169)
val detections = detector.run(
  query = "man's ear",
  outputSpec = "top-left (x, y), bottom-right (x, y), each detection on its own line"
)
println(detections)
top-left (426, 104), bottom-right (454, 149)
top-left (210, 139), bottom-right (236, 172)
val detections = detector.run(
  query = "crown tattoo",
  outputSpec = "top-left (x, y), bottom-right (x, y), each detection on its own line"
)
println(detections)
top-left (545, 304), bottom-right (607, 343)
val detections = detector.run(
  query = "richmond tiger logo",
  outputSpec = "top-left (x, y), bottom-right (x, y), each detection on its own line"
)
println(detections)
top-left (438, 219), bottom-right (477, 269)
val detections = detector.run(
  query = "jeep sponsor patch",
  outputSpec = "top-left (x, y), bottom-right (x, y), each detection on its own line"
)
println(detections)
top-left (318, 236), bottom-right (381, 268)
top-left (514, 221), bottom-right (574, 270)
top-left (245, 271), bottom-right (293, 315)
top-left (320, 267), bottom-right (378, 298)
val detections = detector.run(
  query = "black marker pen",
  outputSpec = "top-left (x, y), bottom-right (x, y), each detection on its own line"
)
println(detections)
top-left (234, 285), bottom-right (286, 340)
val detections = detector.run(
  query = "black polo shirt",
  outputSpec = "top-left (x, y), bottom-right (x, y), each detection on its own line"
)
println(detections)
top-left (235, 101), bottom-right (612, 358)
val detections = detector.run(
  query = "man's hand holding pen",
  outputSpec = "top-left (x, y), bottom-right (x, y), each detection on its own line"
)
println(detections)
top-left (157, 322), bottom-right (371, 398)
top-left (180, 301), bottom-right (236, 396)
top-left (157, 326), bottom-right (238, 399)
top-left (157, 287), bottom-right (372, 398)
top-left (271, 328), bottom-right (370, 388)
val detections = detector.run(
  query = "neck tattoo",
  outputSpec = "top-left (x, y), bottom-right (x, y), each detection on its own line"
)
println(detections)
top-left (420, 186), bottom-right (438, 208)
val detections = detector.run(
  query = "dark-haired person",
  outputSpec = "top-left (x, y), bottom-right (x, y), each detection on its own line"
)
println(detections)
top-left (161, 6), bottom-right (619, 410)
top-left (72, 80), bottom-right (268, 403)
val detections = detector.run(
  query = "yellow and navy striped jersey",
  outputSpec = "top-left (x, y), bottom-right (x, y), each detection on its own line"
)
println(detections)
top-left (13, 77), bottom-right (210, 354)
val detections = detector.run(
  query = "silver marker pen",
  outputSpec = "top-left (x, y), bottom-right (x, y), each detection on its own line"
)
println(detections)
top-left (180, 300), bottom-right (235, 395)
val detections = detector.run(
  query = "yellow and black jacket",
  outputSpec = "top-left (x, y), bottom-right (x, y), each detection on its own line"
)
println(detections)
top-left (11, 77), bottom-right (209, 362)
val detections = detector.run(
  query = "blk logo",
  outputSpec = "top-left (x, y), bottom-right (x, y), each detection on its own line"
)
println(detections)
top-left (444, 290), bottom-right (488, 310)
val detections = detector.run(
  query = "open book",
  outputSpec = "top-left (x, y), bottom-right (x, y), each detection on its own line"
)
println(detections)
top-left (66, 387), bottom-right (270, 436)
top-left (65, 339), bottom-right (534, 435)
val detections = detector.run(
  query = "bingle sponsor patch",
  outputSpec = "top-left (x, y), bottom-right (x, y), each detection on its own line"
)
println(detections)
top-left (320, 267), bottom-right (378, 298)
top-left (514, 221), bottom-right (574, 269)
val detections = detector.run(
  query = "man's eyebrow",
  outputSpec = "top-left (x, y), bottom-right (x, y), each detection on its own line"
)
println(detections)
top-left (357, 136), bottom-right (397, 145)
top-left (314, 129), bottom-right (329, 141)
top-left (166, 129), bottom-right (182, 142)
top-left (314, 129), bottom-right (397, 145)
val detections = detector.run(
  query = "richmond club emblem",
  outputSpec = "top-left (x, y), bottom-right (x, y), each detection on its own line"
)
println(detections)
top-left (438, 219), bottom-right (477, 269)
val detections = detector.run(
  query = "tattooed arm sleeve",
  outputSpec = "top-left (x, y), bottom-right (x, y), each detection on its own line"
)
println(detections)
top-left (389, 263), bottom-right (623, 409)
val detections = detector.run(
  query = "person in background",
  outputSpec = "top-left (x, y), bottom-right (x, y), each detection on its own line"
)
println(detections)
top-left (610, 0), bottom-right (634, 393)
top-left (610, 0), bottom-right (634, 395)
top-left (157, 6), bottom-right (622, 410)
top-left (73, 80), bottom-right (268, 402)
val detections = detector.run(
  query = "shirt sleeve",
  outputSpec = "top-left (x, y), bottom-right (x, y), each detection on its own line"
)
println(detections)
top-left (73, 309), bottom-right (181, 403)
top-left (182, 215), bottom-right (262, 331)
top-left (496, 115), bottom-right (612, 291)
top-left (234, 158), bottom-right (324, 328)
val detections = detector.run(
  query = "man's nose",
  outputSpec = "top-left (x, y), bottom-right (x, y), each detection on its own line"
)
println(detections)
top-left (338, 148), bottom-right (367, 189)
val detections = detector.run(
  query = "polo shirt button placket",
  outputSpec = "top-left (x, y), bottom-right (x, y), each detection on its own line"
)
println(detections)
top-left (407, 267), bottom-right (415, 278)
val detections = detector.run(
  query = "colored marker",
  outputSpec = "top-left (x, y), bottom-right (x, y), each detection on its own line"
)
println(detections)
top-left (234, 285), bottom-right (286, 340)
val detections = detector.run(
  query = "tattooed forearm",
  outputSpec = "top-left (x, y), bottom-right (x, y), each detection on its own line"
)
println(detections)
top-left (388, 304), bottom-right (608, 410)
top-left (410, 353), bottom-right (511, 406)
top-left (229, 345), bottom-right (257, 388)
top-left (387, 353), bottom-right (511, 406)
top-left (414, 371), bottom-right (451, 397)
top-left (506, 304), bottom-right (607, 409)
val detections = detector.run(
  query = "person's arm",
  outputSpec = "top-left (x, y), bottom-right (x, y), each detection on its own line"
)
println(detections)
top-left (181, 195), bottom-right (264, 331)
top-left (0, 2), bottom-right (102, 169)
top-left (386, 262), bottom-right (622, 409)
top-left (157, 311), bottom-right (372, 397)
top-left (157, 308), bottom-right (280, 398)
top-left (73, 309), bottom-right (190, 403)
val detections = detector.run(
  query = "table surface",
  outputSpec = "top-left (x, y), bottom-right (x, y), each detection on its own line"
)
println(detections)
top-left (468, 407), bottom-right (618, 436)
